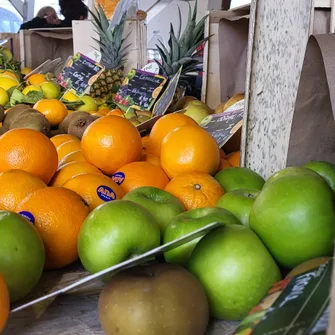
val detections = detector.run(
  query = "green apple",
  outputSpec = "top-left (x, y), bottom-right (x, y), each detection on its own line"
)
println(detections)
top-left (250, 172), bottom-right (335, 268)
top-left (188, 224), bottom-right (281, 320)
top-left (183, 106), bottom-right (210, 125)
top-left (215, 167), bottom-right (265, 192)
top-left (163, 207), bottom-right (241, 265)
top-left (303, 161), bottom-right (335, 192)
top-left (216, 189), bottom-right (260, 226)
top-left (123, 187), bottom-right (185, 235)
top-left (78, 200), bottom-right (160, 274)
top-left (75, 95), bottom-right (98, 112)
top-left (0, 211), bottom-right (45, 302)
top-left (264, 166), bottom-right (318, 188)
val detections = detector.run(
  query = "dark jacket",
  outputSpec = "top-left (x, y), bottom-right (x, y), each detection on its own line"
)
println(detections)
top-left (19, 18), bottom-right (73, 31)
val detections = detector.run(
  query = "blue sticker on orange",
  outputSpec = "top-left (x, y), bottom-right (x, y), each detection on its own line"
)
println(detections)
top-left (112, 172), bottom-right (125, 185)
top-left (97, 185), bottom-right (117, 202)
top-left (19, 211), bottom-right (35, 224)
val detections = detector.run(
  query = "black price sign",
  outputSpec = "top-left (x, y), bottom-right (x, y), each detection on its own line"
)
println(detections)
top-left (201, 103), bottom-right (244, 148)
top-left (152, 67), bottom-right (182, 116)
top-left (114, 69), bottom-right (167, 111)
top-left (57, 53), bottom-right (104, 95)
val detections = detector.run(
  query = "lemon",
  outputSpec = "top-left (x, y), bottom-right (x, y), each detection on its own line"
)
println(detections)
top-left (0, 76), bottom-right (19, 91)
top-left (22, 85), bottom-right (42, 95)
top-left (0, 87), bottom-right (9, 106)
top-left (0, 70), bottom-right (19, 81)
top-left (21, 67), bottom-right (32, 76)
top-left (40, 81), bottom-right (61, 99)
top-left (62, 91), bottom-right (79, 102)
top-left (75, 95), bottom-right (98, 112)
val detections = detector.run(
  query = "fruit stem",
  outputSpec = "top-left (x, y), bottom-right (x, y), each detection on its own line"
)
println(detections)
top-left (194, 184), bottom-right (201, 190)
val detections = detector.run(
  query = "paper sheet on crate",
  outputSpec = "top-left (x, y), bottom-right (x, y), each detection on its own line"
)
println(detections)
top-left (11, 222), bottom-right (221, 313)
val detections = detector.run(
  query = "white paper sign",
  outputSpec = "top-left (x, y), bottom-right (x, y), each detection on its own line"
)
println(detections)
top-left (142, 62), bottom-right (160, 74)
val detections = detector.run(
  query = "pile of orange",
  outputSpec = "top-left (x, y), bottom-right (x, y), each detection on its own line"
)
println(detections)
top-left (0, 273), bottom-right (10, 333)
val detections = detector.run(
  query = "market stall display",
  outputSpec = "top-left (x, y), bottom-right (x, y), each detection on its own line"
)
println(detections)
top-left (0, 0), bottom-right (334, 334)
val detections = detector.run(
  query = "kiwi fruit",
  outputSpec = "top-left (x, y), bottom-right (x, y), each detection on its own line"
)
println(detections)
top-left (10, 112), bottom-right (51, 136)
top-left (49, 128), bottom-right (66, 137)
top-left (68, 115), bottom-right (97, 139)
top-left (0, 105), bottom-right (5, 122)
top-left (59, 111), bottom-right (90, 133)
top-left (3, 104), bottom-right (31, 128)
top-left (0, 126), bottom-right (8, 136)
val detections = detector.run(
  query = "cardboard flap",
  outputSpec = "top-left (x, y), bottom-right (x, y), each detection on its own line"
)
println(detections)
top-left (314, 34), bottom-right (335, 115)
top-left (287, 35), bottom-right (335, 166)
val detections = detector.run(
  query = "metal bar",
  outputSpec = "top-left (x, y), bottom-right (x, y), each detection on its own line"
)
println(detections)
top-left (8, 0), bottom-right (24, 17)
top-left (241, 0), bottom-right (314, 178)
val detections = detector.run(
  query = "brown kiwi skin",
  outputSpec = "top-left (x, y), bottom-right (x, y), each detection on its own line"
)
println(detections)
top-left (0, 105), bottom-right (5, 122)
top-left (0, 126), bottom-right (8, 136)
top-left (59, 111), bottom-right (90, 134)
top-left (2, 104), bottom-right (31, 128)
top-left (49, 128), bottom-right (66, 138)
top-left (9, 112), bottom-right (51, 136)
top-left (68, 115), bottom-right (99, 139)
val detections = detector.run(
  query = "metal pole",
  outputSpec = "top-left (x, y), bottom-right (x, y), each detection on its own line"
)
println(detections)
top-left (241, 0), bottom-right (314, 178)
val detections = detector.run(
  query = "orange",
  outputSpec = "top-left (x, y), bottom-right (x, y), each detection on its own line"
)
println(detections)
top-left (141, 135), bottom-right (152, 155)
top-left (141, 153), bottom-right (161, 167)
top-left (216, 158), bottom-right (232, 172)
top-left (108, 109), bottom-right (124, 117)
top-left (81, 116), bottom-right (142, 175)
top-left (27, 73), bottom-right (46, 86)
top-left (63, 173), bottom-right (124, 211)
top-left (112, 161), bottom-right (169, 194)
top-left (58, 150), bottom-right (86, 167)
top-left (0, 170), bottom-right (47, 211)
top-left (0, 273), bottom-right (10, 333)
top-left (34, 99), bottom-right (68, 126)
top-left (50, 161), bottom-right (103, 187)
top-left (161, 125), bottom-right (220, 179)
top-left (16, 187), bottom-right (89, 269)
top-left (165, 172), bottom-right (224, 210)
top-left (57, 140), bottom-right (82, 162)
top-left (0, 129), bottom-right (58, 184)
top-left (227, 151), bottom-right (241, 167)
top-left (50, 134), bottom-right (80, 149)
top-left (97, 109), bottom-right (109, 116)
top-left (220, 149), bottom-right (227, 159)
top-left (149, 113), bottom-right (197, 157)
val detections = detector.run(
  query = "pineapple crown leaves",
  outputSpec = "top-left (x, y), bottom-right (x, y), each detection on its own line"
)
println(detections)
top-left (89, 4), bottom-right (131, 70)
top-left (156, 0), bottom-right (210, 83)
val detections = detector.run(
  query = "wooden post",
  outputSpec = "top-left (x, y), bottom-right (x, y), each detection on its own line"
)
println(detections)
top-left (241, 0), bottom-right (314, 178)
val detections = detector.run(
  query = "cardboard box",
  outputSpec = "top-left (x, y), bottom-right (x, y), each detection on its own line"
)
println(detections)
top-left (0, 33), bottom-right (21, 61)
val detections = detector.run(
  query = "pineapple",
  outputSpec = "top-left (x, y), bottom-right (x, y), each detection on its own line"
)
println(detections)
top-left (155, 0), bottom-right (209, 105)
top-left (89, 5), bottom-right (130, 99)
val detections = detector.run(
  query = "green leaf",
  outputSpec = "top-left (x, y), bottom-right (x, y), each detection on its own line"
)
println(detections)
top-left (61, 100), bottom-right (84, 110)
top-left (9, 89), bottom-right (43, 106)
top-left (176, 6), bottom-right (182, 40)
top-left (170, 24), bottom-right (180, 63)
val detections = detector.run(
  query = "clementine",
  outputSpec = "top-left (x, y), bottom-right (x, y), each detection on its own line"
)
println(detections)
top-left (160, 125), bottom-right (220, 179)
top-left (149, 113), bottom-right (197, 157)
top-left (27, 73), bottom-right (46, 86)
top-left (141, 153), bottom-right (161, 168)
top-left (81, 116), bottom-right (142, 175)
top-left (0, 273), bottom-right (10, 333)
top-left (58, 150), bottom-right (86, 167)
top-left (112, 161), bottom-right (169, 194)
top-left (0, 129), bottom-right (58, 184)
top-left (34, 99), bottom-right (68, 127)
top-left (50, 134), bottom-right (80, 149)
top-left (107, 109), bottom-right (124, 117)
top-left (165, 172), bottom-right (224, 210)
top-left (63, 173), bottom-right (123, 211)
top-left (16, 187), bottom-right (89, 269)
top-left (57, 140), bottom-right (82, 162)
top-left (216, 158), bottom-right (232, 173)
top-left (50, 161), bottom-right (103, 187)
top-left (0, 170), bottom-right (47, 211)
top-left (227, 151), bottom-right (241, 167)
top-left (220, 149), bottom-right (227, 159)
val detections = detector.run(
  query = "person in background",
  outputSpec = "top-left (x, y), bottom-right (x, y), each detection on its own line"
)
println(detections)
top-left (20, 0), bottom-right (88, 31)
top-left (20, 6), bottom-right (59, 30)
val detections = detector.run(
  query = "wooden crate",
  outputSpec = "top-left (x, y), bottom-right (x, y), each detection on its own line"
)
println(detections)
top-left (0, 33), bottom-right (20, 61)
